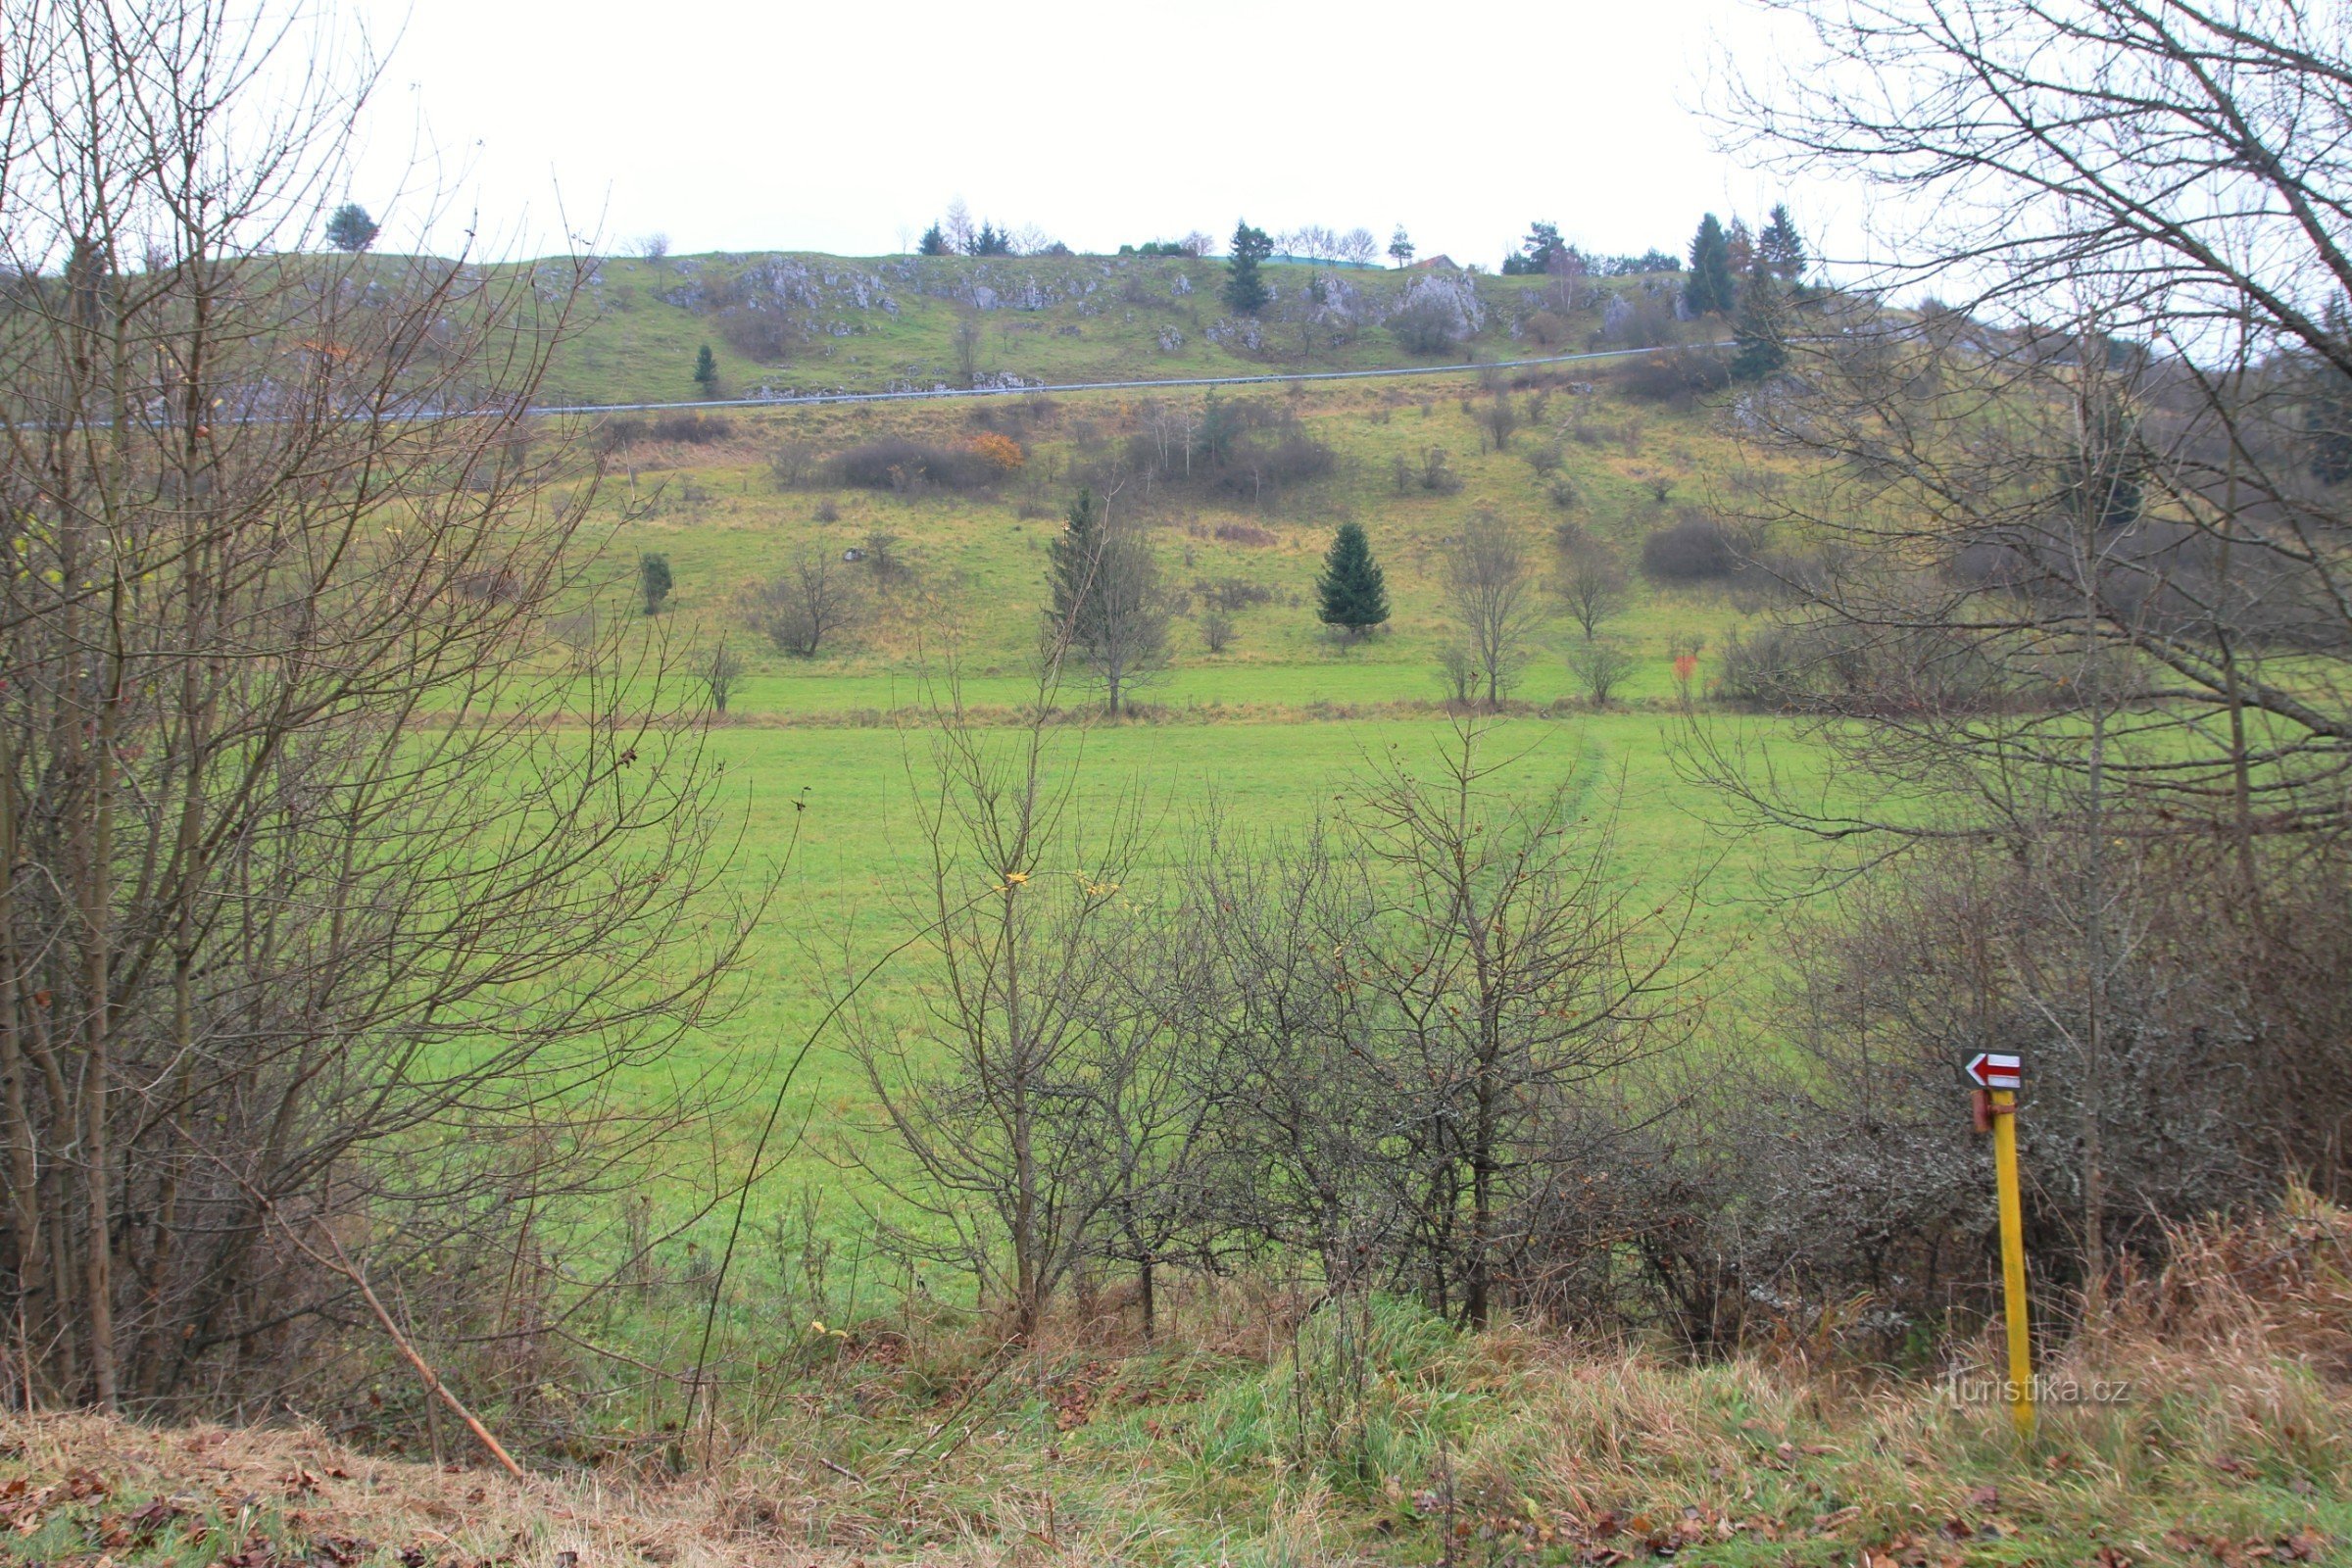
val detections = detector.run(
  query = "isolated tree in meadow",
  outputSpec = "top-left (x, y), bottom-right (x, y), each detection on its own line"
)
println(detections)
top-left (324, 200), bottom-right (377, 252)
top-left (704, 641), bottom-right (745, 714)
top-left (918, 222), bottom-right (952, 256)
top-left (1316, 522), bottom-right (1391, 638)
top-left (639, 552), bottom-right (674, 614)
top-left (749, 545), bottom-right (863, 658)
top-left (1224, 220), bottom-right (1273, 314)
top-left (1683, 214), bottom-right (1735, 316)
top-left (1757, 202), bottom-right (1805, 280)
top-left (1049, 489), bottom-right (1169, 715)
top-left (1558, 554), bottom-right (1628, 641)
top-left (1389, 224), bottom-right (1416, 269)
top-left (693, 342), bottom-right (719, 396)
top-left (1443, 512), bottom-right (1545, 709)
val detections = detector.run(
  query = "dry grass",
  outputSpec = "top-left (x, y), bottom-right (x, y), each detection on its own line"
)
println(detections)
top-left (4, 1196), bottom-right (2346, 1567)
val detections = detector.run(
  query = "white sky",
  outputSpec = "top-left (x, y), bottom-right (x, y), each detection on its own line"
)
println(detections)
top-left (339, 0), bottom-right (1838, 267)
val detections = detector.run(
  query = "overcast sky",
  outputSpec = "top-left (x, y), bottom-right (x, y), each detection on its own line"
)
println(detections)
top-left (338, 0), bottom-right (1839, 268)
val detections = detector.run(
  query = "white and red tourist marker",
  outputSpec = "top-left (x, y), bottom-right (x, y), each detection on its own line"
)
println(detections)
top-left (1965, 1052), bottom-right (2023, 1091)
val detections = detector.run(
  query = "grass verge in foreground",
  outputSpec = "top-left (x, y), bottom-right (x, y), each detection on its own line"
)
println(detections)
top-left (4, 1195), bottom-right (2343, 1568)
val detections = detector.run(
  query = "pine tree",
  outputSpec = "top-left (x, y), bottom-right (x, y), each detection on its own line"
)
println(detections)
top-left (917, 223), bottom-right (951, 256)
top-left (1758, 203), bottom-right (1806, 281)
top-left (1683, 214), bottom-right (1736, 317)
top-left (324, 201), bottom-right (378, 253)
top-left (693, 344), bottom-right (718, 397)
top-left (1224, 220), bottom-right (1273, 314)
top-left (1389, 224), bottom-right (1415, 269)
top-left (1730, 260), bottom-right (1788, 382)
top-left (1316, 521), bottom-right (1391, 637)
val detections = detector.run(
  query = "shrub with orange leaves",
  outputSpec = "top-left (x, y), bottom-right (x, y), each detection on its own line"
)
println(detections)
top-left (966, 431), bottom-right (1025, 473)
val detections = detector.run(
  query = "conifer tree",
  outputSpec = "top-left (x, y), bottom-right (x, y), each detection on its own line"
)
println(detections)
top-left (324, 201), bottom-right (378, 253)
top-left (693, 343), bottom-right (718, 396)
top-left (1316, 521), bottom-right (1390, 637)
top-left (1683, 214), bottom-right (1736, 317)
top-left (1730, 260), bottom-right (1788, 382)
top-left (1758, 203), bottom-right (1806, 281)
top-left (918, 223), bottom-right (952, 256)
top-left (1224, 220), bottom-right (1273, 314)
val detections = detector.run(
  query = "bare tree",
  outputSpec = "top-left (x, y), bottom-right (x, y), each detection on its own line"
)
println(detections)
top-left (1442, 513), bottom-right (1546, 709)
top-left (1695, 0), bottom-right (2352, 1283)
top-left (1048, 489), bottom-right (1169, 715)
top-left (1558, 554), bottom-right (1629, 641)
top-left (747, 544), bottom-right (864, 659)
top-left (953, 313), bottom-right (985, 389)
top-left (848, 681), bottom-right (1167, 1337)
top-left (704, 641), bottom-right (746, 714)
top-left (633, 231), bottom-right (670, 264)
top-left (0, 0), bottom-right (750, 1415)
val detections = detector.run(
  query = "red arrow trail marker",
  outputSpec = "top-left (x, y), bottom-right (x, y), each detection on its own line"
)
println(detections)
top-left (1966, 1052), bottom-right (2022, 1090)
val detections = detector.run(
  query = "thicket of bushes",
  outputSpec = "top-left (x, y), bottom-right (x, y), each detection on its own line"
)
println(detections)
top-left (599, 413), bottom-right (737, 448)
top-left (831, 436), bottom-right (1001, 492)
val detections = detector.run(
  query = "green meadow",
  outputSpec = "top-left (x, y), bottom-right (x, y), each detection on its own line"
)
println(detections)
top-left (537, 353), bottom-right (1839, 1241)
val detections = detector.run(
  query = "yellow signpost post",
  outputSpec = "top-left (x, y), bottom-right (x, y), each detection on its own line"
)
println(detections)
top-left (1968, 1052), bottom-right (2034, 1442)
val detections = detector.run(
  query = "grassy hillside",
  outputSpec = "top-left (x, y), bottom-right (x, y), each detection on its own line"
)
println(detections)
top-left (587, 367), bottom-right (1760, 706)
top-left (539, 251), bottom-right (1680, 406)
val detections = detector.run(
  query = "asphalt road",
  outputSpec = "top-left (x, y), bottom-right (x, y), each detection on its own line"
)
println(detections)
top-left (532, 341), bottom-right (1730, 417)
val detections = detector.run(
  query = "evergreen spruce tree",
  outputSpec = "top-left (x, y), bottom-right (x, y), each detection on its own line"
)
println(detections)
top-left (324, 201), bottom-right (378, 253)
top-left (1683, 214), bottom-right (1736, 317)
top-left (1316, 522), bottom-right (1390, 637)
top-left (1224, 220), bottom-right (1273, 314)
top-left (1730, 261), bottom-right (1788, 382)
top-left (1050, 488), bottom-right (1105, 629)
top-left (917, 223), bottom-right (951, 256)
top-left (1758, 203), bottom-right (1806, 280)
top-left (693, 343), bottom-right (718, 397)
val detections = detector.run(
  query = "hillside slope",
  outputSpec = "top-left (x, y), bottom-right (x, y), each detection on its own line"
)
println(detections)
top-left (542, 251), bottom-right (1682, 406)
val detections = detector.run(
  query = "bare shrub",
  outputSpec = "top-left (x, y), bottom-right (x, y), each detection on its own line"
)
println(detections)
top-left (746, 546), bottom-right (865, 658)
top-left (1567, 641), bottom-right (1638, 706)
